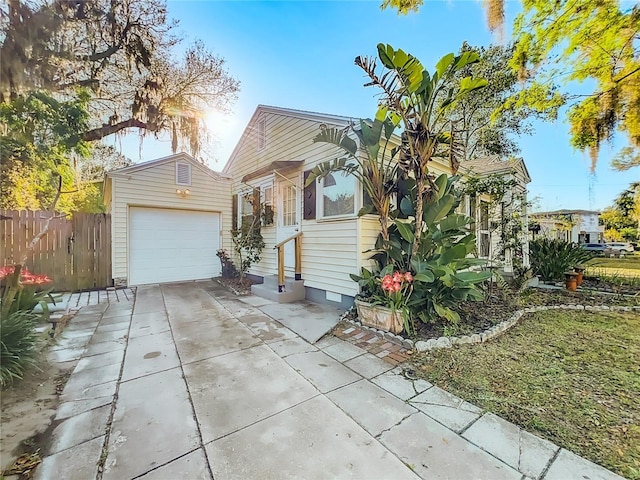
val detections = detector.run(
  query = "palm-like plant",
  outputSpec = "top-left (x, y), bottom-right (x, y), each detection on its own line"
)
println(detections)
top-left (355, 44), bottom-right (487, 256)
top-left (305, 108), bottom-right (400, 244)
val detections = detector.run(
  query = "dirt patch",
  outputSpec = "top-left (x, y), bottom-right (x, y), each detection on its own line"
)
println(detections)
top-left (0, 352), bottom-right (74, 475)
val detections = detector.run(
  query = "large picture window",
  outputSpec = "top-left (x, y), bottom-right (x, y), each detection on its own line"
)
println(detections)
top-left (320, 173), bottom-right (355, 218)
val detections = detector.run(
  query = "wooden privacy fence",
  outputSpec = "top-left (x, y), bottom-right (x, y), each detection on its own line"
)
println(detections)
top-left (0, 209), bottom-right (112, 291)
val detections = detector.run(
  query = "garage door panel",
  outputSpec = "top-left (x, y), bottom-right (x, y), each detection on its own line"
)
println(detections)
top-left (129, 207), bottom-right (221, 285)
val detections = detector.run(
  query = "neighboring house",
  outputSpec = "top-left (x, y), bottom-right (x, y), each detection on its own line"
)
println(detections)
top-left (462, 155), bottom-right (532, 273)
top-left (530, 209), bottom-right (604, 244)
top-left (224, 105), bottom-right (532, 307)
top-left (105, 153), bottom-right (232, 286)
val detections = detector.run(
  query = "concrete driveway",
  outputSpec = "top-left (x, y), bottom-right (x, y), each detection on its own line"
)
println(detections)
top-left (35, 281), bottom-right (623, 480)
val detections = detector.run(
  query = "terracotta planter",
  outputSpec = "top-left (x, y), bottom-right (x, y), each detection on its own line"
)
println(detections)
top-left (574, 265), bottom-right (585, 286)
top-left (564, 271), bottom-right (579, 291)
top-left (354, 300), bottom-right (404, 334)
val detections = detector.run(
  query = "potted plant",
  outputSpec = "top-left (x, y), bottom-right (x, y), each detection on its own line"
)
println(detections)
top-left (573, 264), bottom-right (586, 286)
top-left (353, 266), bottom-right (413, 334)
top-left (564, 271), bottom-right (579, 291)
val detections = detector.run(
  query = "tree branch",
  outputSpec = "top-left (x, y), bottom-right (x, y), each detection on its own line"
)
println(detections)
top-left (82, 118), bottom-right (156, 141)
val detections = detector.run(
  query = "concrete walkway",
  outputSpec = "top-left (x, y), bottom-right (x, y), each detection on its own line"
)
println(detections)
top-left (36, 281), bottom-right (623, 480)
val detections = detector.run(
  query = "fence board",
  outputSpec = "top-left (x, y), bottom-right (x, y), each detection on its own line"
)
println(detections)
top-left (0, 209), bottom-right (112, 291)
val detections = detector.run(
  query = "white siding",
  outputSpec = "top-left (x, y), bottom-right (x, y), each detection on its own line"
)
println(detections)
top-left (111, 159), bottom-right (232, 283)
top-left (226, 109), bottom-right (362, 298)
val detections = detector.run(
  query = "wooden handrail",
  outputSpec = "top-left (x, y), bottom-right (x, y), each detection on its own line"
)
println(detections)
top-left (274, 231), bottom-right (303, 292)
top-left (273, 231), bottom-right (303, 249)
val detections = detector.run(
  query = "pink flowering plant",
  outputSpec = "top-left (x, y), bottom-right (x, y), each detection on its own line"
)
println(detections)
top-left (379, 269), bottom-right (415, 334)
top-left (0, 265), bottom-right (54, 318)
top-left (352, 265), bottom-right (416, 335)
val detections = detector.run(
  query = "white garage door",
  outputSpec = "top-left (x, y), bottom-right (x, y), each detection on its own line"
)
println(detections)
top-left (129, 207), bottom-right (221, 285)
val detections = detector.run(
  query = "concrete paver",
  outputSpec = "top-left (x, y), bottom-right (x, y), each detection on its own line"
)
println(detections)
top-left (283, 350), bottom-right (361, 393)
top-left (60, 362), bottom-right (120, 396)
top-left (463, 413), bottom-right (560, 478)
top-left (372, 367), bottom-right (433, 400)
top-left (60, 379), bottom-right (117, 403)
top-left (47, 404), bottom-right (110, 454)
top-left (121, 330), bottom-right (180, 381)
top-left (321, 340), bottom-right (366, 362)
top-left (84, 338), bottom-right (126, 356)
top-left (268, 336), bottom-right (318, 357)
top-left (378, 412), bottom-right (522, 479)
top-left (33, 436), bottom-right (104, 480)
top-left (236, 312), bottom-right (299, 344)
top-left (410, 385), bottom-right (482, 432)
top-left (172, 317), bottom-right (261, 364)
top-left (73, 349), bottom-right (124, 373)
top-left (206, 395), bottom-right (420, 480)
top-left (184, 344), bottom-right (318, 442)
top-left (137, 449), bottom-right (211, 479)
top-left (55, 396), bottom-right (113, 421)
top-left (544, 449), bottom-right (625, 480)
top-left (128, 311), bottom-right (171, 337)
top-left (344, 352), bottom-right (395, 378)
top-left (94, 321), bottom-right (130, 334)
top-left (327, 379), bottom-right (419, 436)
top-left (33, 282), bottom-right (626, 480)
top-left (104, 367), bottom-right (200, 480)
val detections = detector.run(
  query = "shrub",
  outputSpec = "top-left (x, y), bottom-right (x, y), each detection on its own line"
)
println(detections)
top-left (0, 309), bottom-right (42, 387)
top-left (529, 238), bottom-right (592, 282)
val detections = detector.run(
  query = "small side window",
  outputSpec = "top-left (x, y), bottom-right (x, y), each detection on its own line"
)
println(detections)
top-left (262, 184), bottom-right (274, 226)
top-left (176, 162), bottom-right (191, 186)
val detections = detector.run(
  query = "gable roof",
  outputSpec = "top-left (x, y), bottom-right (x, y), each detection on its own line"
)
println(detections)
top-left (107, 152), bottom-right (231, 181)
top-left (461, 155), bottom-right (531, 184)
top-left (223, 105), bottom-right (356, 175)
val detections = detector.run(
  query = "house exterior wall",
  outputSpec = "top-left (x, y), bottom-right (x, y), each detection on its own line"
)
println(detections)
top-left (533, 211), bottom-right (604, 244)
top-left (226, 106), bottom-right (531, 305)
top-left (108, 159), bottom-right (232, 285)
top-left (224, 109), bottom-right (362, 303)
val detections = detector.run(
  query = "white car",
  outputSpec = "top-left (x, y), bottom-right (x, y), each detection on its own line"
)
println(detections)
top-left (605, 242), bottom-right (635, 253)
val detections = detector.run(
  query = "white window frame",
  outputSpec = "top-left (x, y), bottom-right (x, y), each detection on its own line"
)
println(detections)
top-left (175, 162), bottom-right (191, 186)
top-left (317, 171), bottom-right (358, 221)
top-left (261, 181), bottom-right (274, 227)
top-left (237, 189), bottom-right (255, 229)
top-left (478, 199), bottom-right (491, 258)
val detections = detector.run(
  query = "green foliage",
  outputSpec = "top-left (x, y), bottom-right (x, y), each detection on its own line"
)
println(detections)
top-left (510, 0), bottom-right (640, 170)
top-left (444, 42), bottom-right (535, 161)
top-left (366, 174), bottom-right (490, 326)
top-left (307, 114), bottom-right (399, 242)
top-left (355, 43), bottom-right (486, 256)
top-left (600, 181), bottom-right (640, 241)
top-left (461, 172), bottom-right (530, 273)
top-left (1, 1), bottom-right (239, 159)
top-left (529, 238), bottom-right (592, 282)
top-left (231, 196), bottom-right (265, 280)
top-left (0, 310), bottom-right (42, 387)
top-left (0, 90), bottom-right (103, 212)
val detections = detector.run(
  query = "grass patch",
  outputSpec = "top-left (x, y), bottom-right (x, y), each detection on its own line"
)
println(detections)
top-left (411, 310), bottom-right (640, 479)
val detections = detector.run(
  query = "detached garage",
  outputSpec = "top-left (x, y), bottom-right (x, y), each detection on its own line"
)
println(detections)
top-left (105, 153), bottom-right (232, 286)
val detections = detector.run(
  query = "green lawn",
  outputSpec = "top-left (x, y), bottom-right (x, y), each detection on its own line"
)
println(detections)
top-left (586, 255), bottom-right (640, 279)
top-left (411, 310), bottom-right (640, 479)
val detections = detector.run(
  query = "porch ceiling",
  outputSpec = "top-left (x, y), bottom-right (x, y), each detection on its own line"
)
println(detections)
top-left (241, 160), bottom-right (304, 183)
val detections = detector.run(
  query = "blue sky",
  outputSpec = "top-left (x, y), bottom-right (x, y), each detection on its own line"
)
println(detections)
top-left (114, 0), bottom-right (639, 212)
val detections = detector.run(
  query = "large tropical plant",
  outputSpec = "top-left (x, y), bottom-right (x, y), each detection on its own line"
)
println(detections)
top-left (355, 44), bottom-right (487, 256)
top-left (305, 108), bottom-right (399, 244)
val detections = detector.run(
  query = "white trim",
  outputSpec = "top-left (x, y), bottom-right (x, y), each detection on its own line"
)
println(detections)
top-left (317, 172), bottom-right (358, 220)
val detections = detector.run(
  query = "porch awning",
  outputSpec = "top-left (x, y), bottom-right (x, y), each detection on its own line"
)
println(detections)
top-left (241, 160), bottom-right (304, 183)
